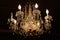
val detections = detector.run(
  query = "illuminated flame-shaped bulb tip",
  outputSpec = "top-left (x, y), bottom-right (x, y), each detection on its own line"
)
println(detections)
top-left (46, 9), bottom-right (49, 15)
top-left (14, 20), bottom-right (16, 24)
top-left (35, 3), bottom-right (38, 8)
top-left (18, 4), bottom-right (21, 10)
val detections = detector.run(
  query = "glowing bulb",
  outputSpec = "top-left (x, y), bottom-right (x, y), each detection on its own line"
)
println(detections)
top-left (18, 4), bottom-right (21, 10)
top-left (14, 20), bottom-right (16, 24)
top-left (46, 9), bottom-right (49, 16)
top-left (35, 3), bottom-right (38, 8)
top-left (11, 12), bottom-right (13, 18)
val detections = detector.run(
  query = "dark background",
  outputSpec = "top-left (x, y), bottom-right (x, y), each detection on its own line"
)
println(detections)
top-left (0, 0), bottom-right (60, 40)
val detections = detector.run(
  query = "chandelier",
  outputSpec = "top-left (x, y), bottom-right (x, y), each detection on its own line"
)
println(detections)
top-left (7, 3), bottom-right (53, 37)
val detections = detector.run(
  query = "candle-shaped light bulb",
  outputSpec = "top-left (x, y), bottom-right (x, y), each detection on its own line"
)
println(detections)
top-left (35, 3), bottom-right (38, 8)
top-left (46, 9), bottom-right (49, 16)
top-left (11, 12), bottom-right (13, 18)
top-left (11, 12), bottom-right (13, 21)
top-left (14, 20), bottom-right (16, 24)
top-left (18, 4), bottom-right (21, 10)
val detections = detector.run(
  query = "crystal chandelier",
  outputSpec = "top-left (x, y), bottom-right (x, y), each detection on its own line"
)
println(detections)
top-left (7, 3), bottom-right (53, 36)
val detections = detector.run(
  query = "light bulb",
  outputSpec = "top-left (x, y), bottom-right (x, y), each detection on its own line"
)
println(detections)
top-left (46, 9), bottom-right (49, 16)
top-left (18, 4), bottom-right (21, 10)
top-left (35, 3), bottom-right (38, 8)
top-left (14, 20), bottom-right (16, 24)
